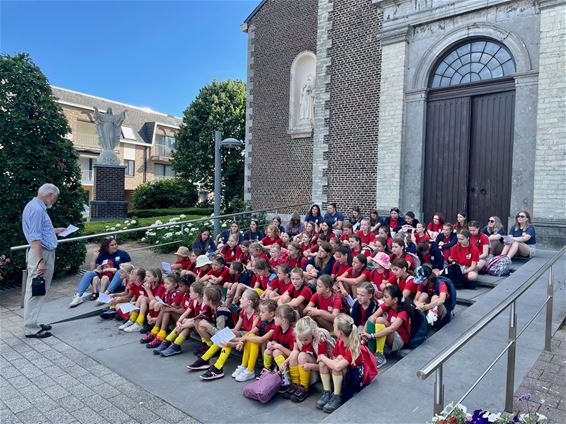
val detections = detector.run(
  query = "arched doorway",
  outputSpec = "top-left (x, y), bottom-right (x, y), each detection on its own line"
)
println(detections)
top-left (423, 39), bottom-right (517, 228)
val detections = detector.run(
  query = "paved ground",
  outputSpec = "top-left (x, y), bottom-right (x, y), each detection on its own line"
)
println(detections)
top-left (0, 242), bottom-right (199, 424)
top-left (513, 320), bottom-right (566, 423)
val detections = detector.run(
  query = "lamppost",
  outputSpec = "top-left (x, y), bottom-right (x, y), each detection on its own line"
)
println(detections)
top-left (214, 130), bottom-right (242, 238)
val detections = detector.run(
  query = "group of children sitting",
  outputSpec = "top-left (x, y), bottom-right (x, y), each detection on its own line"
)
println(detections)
top-left (94, 206), bottom-right (525, 412)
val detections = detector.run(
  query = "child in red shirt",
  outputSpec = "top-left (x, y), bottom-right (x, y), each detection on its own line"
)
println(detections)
top-left (336, 254), bottom-right (371, 297)
top-left (282, 316), bottom-right (330, 402)
top-left (263, 304), bottom-right (298, 383)
top-left (220, 235), bottom-right (243, 264)
top-left (369, 252), bottom-right (391, 294)
top-left (120, 268), bottom-right (162, 333)
top-left (449, 229), bottom-right (480, 283)
top-left (411, 222), bottom-right (430, 246)
top-left (332, 245), bottom-right (351, 280)
top-left (263, 263), bottom-right (292, 301)
top-left (201, 256), bottom-right (230, 287)
top-left (171, 246), bottom-right (192, 272)
top-left (317, 314), bottom-right (368, 412)
top-left (304, 275), bottom-right (341, 331)
top-left (277, 268), bottom-right (312, 314)
top-left (468, 221), bottom-right (490, 270)
top-left (339, 222), bottom-right (354, 244)
top-left (356, 218), bottom-right (376, 247)
top-left (287, 242), bottom-right (308, 269)
top-left (388, 258), bottom-right (418, 302)
top-left (260, 224), bottom-right (284, 248)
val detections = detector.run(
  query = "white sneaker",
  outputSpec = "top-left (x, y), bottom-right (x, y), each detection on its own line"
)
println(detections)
top-left (124, 323), bottom-right (141, 333)
top-left (231, 365), bottom-right (246, 378)
top-left (235, 369), bottom-right (255, 382)
top-left (69, 294), bottom-right (83, 308)
top-left (119, 321), bottom-right (134, 330)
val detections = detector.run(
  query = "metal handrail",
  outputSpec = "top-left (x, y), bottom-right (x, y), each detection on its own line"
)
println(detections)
top-left (418, 245), bottom-right (565, 415)
top-left (10, 202), bottom-right (311, 251)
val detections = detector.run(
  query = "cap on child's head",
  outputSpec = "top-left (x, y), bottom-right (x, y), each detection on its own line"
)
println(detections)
top-left (101, 259), bottom-right (114, 267)
top-left (414, 265), bottom-right (433, 284)
top-left (175, 246), bottom-right (190, 257)
top-left (195, 255), bottom-right (212, 268)
top-left (370, 252), bottom-right (390, 270)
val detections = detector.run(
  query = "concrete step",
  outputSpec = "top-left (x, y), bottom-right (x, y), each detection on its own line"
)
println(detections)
top-left (456, 286), bottom-right (492, 305)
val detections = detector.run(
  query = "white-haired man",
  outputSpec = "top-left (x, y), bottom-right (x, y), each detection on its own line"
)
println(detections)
top-left (22, 183), bottom-right (66, 338)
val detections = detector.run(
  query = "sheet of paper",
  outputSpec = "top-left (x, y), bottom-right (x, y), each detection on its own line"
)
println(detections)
top-left (210, 327), bottom-right (236, 346)
top-left (154, 296), bottom-right (168, 306)
top-left (118, 303), bottom-right (139, 313)
top-left (81, 292), bottom-right (92, 298)
top-left (58, 224), bottom-right (79, 238)
top-left (161, 262), bottom-right (172, 274)
top-left (98, 292), bottom-right (112, 304)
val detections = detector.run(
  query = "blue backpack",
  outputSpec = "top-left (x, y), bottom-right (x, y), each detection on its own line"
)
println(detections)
top-left (435, 276), bottom-right (457, 313)
top-left (406, 308), bottom-right (429, 349)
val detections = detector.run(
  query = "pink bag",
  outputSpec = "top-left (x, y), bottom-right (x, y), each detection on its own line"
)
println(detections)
top-left (242, 369), bottom-right (282, 403)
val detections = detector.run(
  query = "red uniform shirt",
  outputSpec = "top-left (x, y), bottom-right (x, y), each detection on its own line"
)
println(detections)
top-left (357, 230), bottom-right (376, 245)
top-left (470, 233), bottom-right (490, 253)
top-left (151, 283), bottom-right (165, 299)
top-left (389, 218), bottom-right (398, 230)
top-left (182, 296), bottom-right (202, 317)
top-left (287, 256), bottom-right (307, 269)
top-left (164, 289), bottom-right (183, 305)
top-left (339, 232), bottom-right (351, 242)
top-left (344, 267), bottom-right (371, 281)
top-left (269, 257), bottom-right (285, 269)
top-left (261, 236), bottom-right (285, 247)
top-left (272, 325), bottom-right (295, 349)
top-left (449, 244), bottom-right (480, 267)
top-left (310, 293), bottom-right (341, 313)
top-left (333, 338), bottom-right (362, 366)
top-left (427, 222), bottom-right (443, 234)
top-left (414, 232), bottom-right (430, 245)
top-left (300, 339), bottom-right (328, 358)
top-left (278, 279), bottom-right (294, 295)
top-left (221, 245), bottom-right (243, 263)
top-left (371, 269), bottom-right (389, 288)
top-left (332, 261), bottom-right (350, 277)
top-left (289, 285), bottom-right (312, 306)
top-left (198, 304), bottom-right (217, 323)
top-left (240, 252), bottom-right (251, 266)
top-left (207, 266), bottom-right (231, 284)
top-left (130, 283), bottom-right (143, 297)
top-left (440, 235), bottom-right (453, 261)
top-left (174, 257), bottom-right (192, 270)
top-left (256, 319), bottom-right (276, 336)
top-left (417, 280), bottom-right (450, 303)
top-left (389, 274), bottom-right (418, 296)
top-left (379, 303), bottom-right (410, 345)
top-left (239, 310), bottom-right (257, 332)
top-left (389, 253), bottom-right (416, 270)
top-left (252, 274), bottom-right (271, 291)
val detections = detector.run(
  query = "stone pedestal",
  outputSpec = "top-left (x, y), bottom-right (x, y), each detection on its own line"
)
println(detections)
top-left (90, 164), bottom-right (128, 221)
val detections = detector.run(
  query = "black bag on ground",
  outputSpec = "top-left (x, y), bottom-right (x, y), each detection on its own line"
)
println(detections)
top-left (31, 275), bottom-right (46, 297)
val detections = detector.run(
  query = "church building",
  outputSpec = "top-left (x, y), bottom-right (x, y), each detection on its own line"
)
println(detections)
top-left (241, 0), bottom-right (566, 247)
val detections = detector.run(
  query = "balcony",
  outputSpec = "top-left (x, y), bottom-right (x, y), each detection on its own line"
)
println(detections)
top-left (151, 143), bottom-right (175, 160)
top-left (81, 169), bottom-right (94, 184)
top-left (74, 133), bottom-right (101, 150)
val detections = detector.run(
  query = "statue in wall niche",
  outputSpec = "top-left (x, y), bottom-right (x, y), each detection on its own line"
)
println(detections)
top-left (299, 74), bottom-right (315, 125)
top-left (93, 107), bottom-right (126, 165)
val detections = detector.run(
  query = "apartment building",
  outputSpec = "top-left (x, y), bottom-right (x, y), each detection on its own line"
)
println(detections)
top-left (52, 86), bottom-right (182, 204)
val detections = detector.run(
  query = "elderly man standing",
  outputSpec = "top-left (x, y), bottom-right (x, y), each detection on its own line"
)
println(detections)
top-left (22, 183), bottom-right (65, 338)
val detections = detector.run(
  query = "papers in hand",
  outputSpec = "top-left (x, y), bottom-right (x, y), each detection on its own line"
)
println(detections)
top-left (98, 292), bottom-right (112, 304)
top-left (154, 296), bottom-right (169, 306)
top-left (58, 224), bottom-right (79, 238)
top-left (161, 262), bottom-right (172, 274)
top-left (118, 303), bottom-right (139, 313)
top-left (210, 327), bottom-right (236, 346)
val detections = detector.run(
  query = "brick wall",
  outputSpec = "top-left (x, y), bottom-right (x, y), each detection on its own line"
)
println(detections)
top-left (375, 40), bottom-right (407, 210)
top-left (324, 0), bottom-right (381, 214)
top-left (246, 0), bottom-right (318, 212)
top-left (533, 2), bottom-right (566, 219)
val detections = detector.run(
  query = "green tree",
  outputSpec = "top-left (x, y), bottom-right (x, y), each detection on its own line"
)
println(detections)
top-left (172, 79), bottom-right (245, 209)
top-left (132, 177), bottom-right (198, 210)
top-left (0, 53), bottom-right (86, 280)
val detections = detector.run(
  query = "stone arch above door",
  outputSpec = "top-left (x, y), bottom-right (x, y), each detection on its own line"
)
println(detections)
top-left (411, 23), bottom-right (532, 91)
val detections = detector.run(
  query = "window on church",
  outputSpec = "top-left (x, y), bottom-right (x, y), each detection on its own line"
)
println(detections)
top-left (430, 39), bottom-right (516, 88)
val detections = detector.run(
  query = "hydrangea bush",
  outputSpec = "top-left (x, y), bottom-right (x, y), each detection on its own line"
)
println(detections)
top-left (103, 219), bottom-right (140, 244)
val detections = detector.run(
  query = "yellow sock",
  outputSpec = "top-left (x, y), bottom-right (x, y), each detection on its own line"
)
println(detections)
top-left (202, 344), bottom-right (221, 360)
top-left (241, 342), bottom-right (250, 367)
top-left (289, 365), bottom-right (300, 385)
top-left (151, 326), bottom-right (160, 335)
top-left (205, 339), bottom-right (213, 347)
top-left (174, 334), bottom-right (186, 345)
top-left (214, 347), bottom-right (232, 369)
top-left (274, 354), bottom-right (286, 368)
top-left (157, 329), bottom-right (167, 340)
top-left (263, 353), bottom-right (273, 369)
top-left (129, 311), bottom-right (139, 322)
top-left (135, 313), bottom-right (145, 325)
top-left (247, 342), bottom-right (260, 372)
top-left (332, 373), bottom-right (343, 395)
top-left (375, 323), bottom-right (386, 353)
top-left (166, 331), bottom-right (177, 342)
top-left (299, 366), bottom-right (311, 388)
top-left (320, 373), bottom-right (331, 391)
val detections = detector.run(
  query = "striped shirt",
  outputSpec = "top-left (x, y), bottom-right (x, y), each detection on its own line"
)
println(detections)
top-left (22, 198), bottom-right (57, 251)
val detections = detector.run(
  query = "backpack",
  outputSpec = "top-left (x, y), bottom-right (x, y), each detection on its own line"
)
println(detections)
top-left (435, 276), bottom-right (457, 312)
top-left (243, 369), bottom-right (281, 403)
top-left (484, 255), bottom-right (512, 276)
top-left (406, 308), bottom-right (429, 349)
top-left (407, 252), bottom-right (421, 269)
top-left (360, 344), bottom-right (378, 386)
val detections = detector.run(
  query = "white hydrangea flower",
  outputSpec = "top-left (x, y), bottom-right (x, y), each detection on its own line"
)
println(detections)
top-left (110, 227), bottom-right (115, 231)
top-left (155, 220), bottom-right (162, 225)
top-left (124, 220), bottom-right (130, 224)
top-left (115, 223), bottom-right (121, 227)
top-left (130, 220), bottom-right (137, 224)
top-left (141, 237), bottom-right (146, 242)
top-left (175, 231), bottom-right (182, 236)
top-left (184, 228), bottom-right (190, 233)
top-left (155, 240), bottom-right (160, 244)
top-left (179, 214), bottom-right (186, 219)
top-left (187, 223), bottom-right (193, 227)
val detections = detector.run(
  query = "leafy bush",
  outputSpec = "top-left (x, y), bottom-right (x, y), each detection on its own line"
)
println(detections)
top-left (128, 207), bottom-right (212, 218)
top-left (0, 53), bottom-right (86, 282)
top-left (132, 178), bottom-right (198, 210)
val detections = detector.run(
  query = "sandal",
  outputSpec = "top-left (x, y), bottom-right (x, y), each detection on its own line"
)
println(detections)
top-left (89, 292), bottom-right (99, 301)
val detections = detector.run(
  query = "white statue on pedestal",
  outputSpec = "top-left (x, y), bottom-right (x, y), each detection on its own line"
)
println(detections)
top-left (93, 107), bottom-right (126, 165)
top-left (299, 74), bottom-right (314, 126)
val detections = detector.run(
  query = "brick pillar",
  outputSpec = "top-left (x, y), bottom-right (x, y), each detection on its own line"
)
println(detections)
top-left (90, 164), bottom-right (128, 221)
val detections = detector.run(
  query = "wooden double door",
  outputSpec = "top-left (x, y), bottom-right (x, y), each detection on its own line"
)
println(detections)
top-left (423, 79), bottom-right (515, 228)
